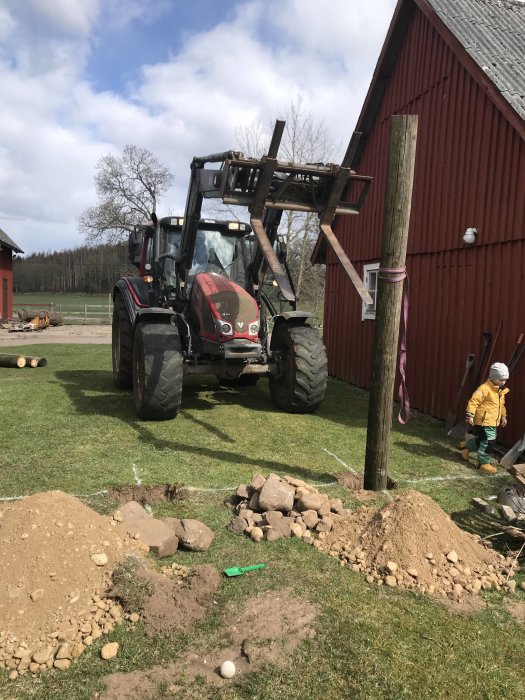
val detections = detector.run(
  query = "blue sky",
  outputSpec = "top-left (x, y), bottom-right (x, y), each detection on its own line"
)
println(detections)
top-left (0, 0), bottom-right (397, 254)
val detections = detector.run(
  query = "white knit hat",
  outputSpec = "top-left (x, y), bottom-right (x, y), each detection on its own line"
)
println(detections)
top-left (489, 362), bottom-right (509, 381)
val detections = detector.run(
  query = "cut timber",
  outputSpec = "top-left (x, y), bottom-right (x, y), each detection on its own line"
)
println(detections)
top-left (24, 356), bottom-right (47, 368)
top-left (0, 353), bottom-right (27, 368)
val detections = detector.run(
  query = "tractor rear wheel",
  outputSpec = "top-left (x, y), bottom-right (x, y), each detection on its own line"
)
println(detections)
top-left (133, 323), bottom-right (184, 420)
top-left (112, 294), bottom-right (133, 389)
top-left (269, 323), bottom-right (327, 413)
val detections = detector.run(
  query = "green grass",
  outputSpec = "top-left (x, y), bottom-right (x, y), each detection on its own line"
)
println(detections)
top-left (1, 342), bottom-right (524, 699)
top-left (13, 292), bottom-right (113, 307)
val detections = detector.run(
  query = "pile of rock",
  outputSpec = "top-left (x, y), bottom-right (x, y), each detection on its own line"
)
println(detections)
top-left (115, 501), bottom-right (215, 555)
top-left (0, 594), bottom-right (132, 679)
top-left (315, 490), bottom-right (519, 600)
top-left (228, 473), bottom-right (349, 543)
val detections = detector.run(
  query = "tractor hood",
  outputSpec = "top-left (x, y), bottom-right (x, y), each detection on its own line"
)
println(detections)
top-left (190, 272), bottom-right (260, 344)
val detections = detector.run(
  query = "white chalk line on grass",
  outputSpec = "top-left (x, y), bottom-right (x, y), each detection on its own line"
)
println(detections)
top-left (323, 448), bottom-right (358, 475)
top-left (404, 472), bottom-right (508, 484)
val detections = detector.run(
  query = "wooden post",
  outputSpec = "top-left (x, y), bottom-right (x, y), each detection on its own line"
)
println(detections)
top-left (364, 115), bottom-right (418, 491)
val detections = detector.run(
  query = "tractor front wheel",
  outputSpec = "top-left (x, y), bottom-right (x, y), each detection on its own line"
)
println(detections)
top-left (112, 294), bottom-right (133, 389)
top-left (133, 323), bottom-right (184, 420)
top-left (269, 323), bottom-right (327, 413)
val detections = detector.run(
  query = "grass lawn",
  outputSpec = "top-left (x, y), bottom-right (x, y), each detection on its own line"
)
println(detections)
top-left (1, 342), bottom-right (524, 699)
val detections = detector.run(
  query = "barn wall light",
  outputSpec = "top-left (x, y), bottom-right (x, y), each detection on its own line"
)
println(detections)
top-left (463, 227), bottom-right (477, 245)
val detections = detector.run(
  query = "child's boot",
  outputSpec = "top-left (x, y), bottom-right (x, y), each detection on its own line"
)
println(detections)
top-left (478, 461), bottom-right (497, 474)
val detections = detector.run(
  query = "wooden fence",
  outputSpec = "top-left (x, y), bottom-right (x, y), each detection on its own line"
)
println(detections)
top-left (13, 297), bottom-right (113, 325)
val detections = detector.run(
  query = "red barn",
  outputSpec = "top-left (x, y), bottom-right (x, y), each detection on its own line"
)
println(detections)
top-left (0, 227), bottom-right (23, 320)
top-left (314, 0), bottom-right (525, 444)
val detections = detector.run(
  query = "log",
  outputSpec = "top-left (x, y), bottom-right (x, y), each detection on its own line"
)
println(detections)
top-left (0, 353), bottom-right (27, 368)
top-left (24, 356), bottom-right (47, 368)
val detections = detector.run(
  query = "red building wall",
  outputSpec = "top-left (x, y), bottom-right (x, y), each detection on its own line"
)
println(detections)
top-left (324, 6), bottom-right (525, 444)
top-left (0, 248), bottom-right (14, 319)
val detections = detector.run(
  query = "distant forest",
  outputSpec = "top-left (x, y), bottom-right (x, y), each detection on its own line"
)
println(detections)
top-left (13, 243), bottom-right (133, 294)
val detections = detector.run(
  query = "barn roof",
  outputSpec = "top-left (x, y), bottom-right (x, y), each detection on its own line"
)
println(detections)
top-left (312, 0), bottom-right (525, 265)
top-left (353, 0), bottom-right (525, 167)
top-left (429, 0), bottom-right (525, 120)
top-left (0, 227), bottom-right (23, 254)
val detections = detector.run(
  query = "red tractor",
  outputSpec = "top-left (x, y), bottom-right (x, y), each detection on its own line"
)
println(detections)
top-left (112, 120), bottom-right (372, 420)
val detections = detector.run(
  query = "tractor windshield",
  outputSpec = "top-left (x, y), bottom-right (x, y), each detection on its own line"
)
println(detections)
top-left (163, 226), bottom-right (248, 287)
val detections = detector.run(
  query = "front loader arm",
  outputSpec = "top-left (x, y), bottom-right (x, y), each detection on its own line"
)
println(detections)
top-left (176, 120), bottom-right (373, 304)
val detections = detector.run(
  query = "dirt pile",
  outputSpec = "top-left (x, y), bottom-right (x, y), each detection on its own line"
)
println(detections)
top-left (109, 556), bottom-right (221, 639)
top-left (316, 490), bottom-right (518, 600)
top-left (228, 473), bottom-right (350, 542)
top-left (0, 491), bottom-right (146, 678)
top-left (101, 588), bottom-right (317, 700)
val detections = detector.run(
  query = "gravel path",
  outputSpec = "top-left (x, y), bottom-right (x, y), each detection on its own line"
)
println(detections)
top-left (0, 324), bottom-right (111, 346)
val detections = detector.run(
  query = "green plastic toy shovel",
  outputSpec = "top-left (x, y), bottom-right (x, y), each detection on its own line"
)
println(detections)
top-left (223, 563), bottom-right (266, 577)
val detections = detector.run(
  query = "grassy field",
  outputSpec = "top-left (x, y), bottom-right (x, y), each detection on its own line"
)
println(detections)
top-left (1, 342), bottom-right (525, 699)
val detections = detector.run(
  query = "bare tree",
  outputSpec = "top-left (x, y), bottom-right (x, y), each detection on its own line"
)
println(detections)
top-left (78, 145), bottom-right (174, 244)
top-left (235, 97), bottom-right (337, 308)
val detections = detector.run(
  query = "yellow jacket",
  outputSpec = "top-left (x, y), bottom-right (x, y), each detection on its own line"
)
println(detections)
top-left (466, 380), bottom-right (509, 427)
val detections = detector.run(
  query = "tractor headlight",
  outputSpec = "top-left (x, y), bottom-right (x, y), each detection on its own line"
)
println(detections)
top-left (249, 321), bottom-right (259, 335)
top-left (214, 318), bottom-right (233, 336)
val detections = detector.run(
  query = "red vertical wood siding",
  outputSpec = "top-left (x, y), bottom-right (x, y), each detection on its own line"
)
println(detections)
top-left (324, 6), bottom-right (525, 444)
top-left (0, 249), bottom-right (14, 319)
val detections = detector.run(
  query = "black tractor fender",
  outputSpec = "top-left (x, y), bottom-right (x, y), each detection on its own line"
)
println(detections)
top-left (113, 277), bottom-right (175, 327)
top-left (271, 311), bottom-right (315, 329)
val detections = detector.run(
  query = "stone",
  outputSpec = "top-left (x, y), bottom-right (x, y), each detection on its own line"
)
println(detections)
top-left (282, 476), bottom-right (306, 488)
top-left (507, 580), bottom-right (517, 593)
top-left (446, 550), bottom-right (459, 564)
top-left (248, 492), bottom-right (260, 511)
top-left (290, 523), bottom-right (304, 538)
top-left (386, 562), bottom-right (398, 574)
top-left (258, 479), bottom-right (295, 512)
top-left (129, 613), bottom-right (140, 623)
top-left (54, 659), bottom-right (71, 670)
top-left (101, 642), bottom-right (119, 660)
top-left (385, 576), bottom-right (397, 587)
top-left (129, 518), bottom-right (180, 556)
top-left (236, 484), bottom-right (251, 499)
top-left (301, 510), bottom-right (319, 529)
top-left (91, 552), bottom-right (108, 566)
top-left (275, 516), bottom-right (294, 538)
top-left (264, 510), bottom-right (284, 528)
top-left (317, 501), bottom-right (332, 517)
top-left (407, 568), bottom-right (418, 578)
top-left (520, 581), bottom-right (525, 592)
top-left (329, 498), bottom-right (344, 513)
top-left (118, 501), bottom-right (152, 522)
top-left (32, 649), bottom-right (51, 665)
top-left (250, 474), bottom-right (266, 491)
top-left (250, 527), bottom-right (264, 542)
top-left (228, 516), bottom-right (249, 534)
top-left (175, 519), bottom-right (214, 552)
top-left (265, 529), bottom-right (283, 542)
top-left (30, 589), bottom-right (44, 602)
top-left (316, 517), bottom-right (334, 533)
top-left (56, 643), bottom-right (72, 660)
top-left (295, 492), bottom-right (325, 513)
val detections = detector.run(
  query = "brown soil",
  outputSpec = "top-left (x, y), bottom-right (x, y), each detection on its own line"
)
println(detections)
top-left (110, 557), bottom-right (221, 639)
top-left (0, 491), bottom-right (144, 677)
top-left (101, 588), bottom-right (317, 700)
top-left (506, 600), bottom-right (525, 625)
top-left (335, 472), bottom-right (397, 502)
top-left (0, 324), bottom-right (111, 346)
top-left (316, 490), bottom-right (517, 605)
top-left (108, 484), bottom-right (182, 505)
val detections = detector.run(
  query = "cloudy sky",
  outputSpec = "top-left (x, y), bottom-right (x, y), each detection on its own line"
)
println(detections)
top-left (0, 0), bottom-right (397, 254)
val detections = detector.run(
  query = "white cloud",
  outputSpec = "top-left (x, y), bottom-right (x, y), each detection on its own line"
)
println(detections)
top-left (0, 0), bottom-right (397, 254)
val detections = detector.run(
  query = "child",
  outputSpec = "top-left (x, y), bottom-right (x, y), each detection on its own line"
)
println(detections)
top-left (460, 362), bottom-right (509, 473)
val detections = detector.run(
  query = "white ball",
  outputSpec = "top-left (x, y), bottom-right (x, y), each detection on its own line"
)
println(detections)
top-left (220, 660), bottom-right (236, 679)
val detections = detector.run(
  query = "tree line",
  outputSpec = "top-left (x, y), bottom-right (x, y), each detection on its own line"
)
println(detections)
top-left (13, 243), bottom-right (132, 294)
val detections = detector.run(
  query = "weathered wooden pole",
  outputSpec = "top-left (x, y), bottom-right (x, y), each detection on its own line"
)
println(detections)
top-left (364, 115), bottom-right (418, 491)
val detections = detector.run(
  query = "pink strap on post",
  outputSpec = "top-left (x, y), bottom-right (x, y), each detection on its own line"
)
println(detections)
top-left (378, 266), bottom-right (411, 424)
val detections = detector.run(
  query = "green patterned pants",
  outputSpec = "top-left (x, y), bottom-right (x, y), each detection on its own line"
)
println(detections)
top-left (466, 426), bottom-right (497, 465)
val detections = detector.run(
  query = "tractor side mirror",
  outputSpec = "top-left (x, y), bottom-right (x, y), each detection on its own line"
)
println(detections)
top-left (276, 238), bottom-right (287, 264)
top-left (128, 229), bottom-right (143, 268)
